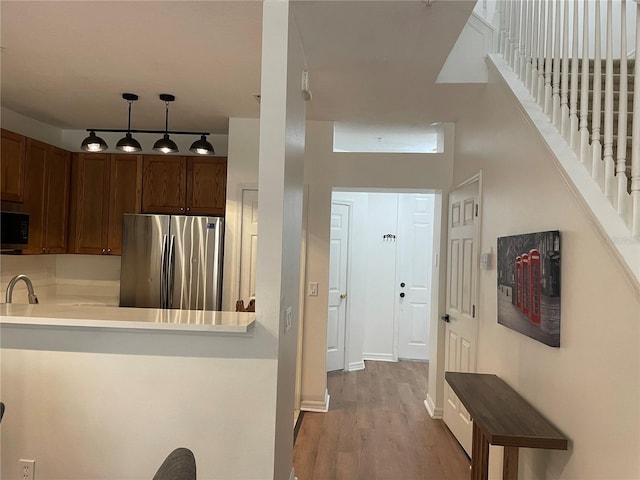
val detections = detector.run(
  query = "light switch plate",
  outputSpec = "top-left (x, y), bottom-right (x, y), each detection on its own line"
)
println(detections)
top-left (308, 282), bottom-right (318, 296)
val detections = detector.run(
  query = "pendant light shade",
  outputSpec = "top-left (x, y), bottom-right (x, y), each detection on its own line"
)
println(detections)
top-left (153, 94), bottom-right (178, 154)
top-left (116, 132), bottom-right (142, 153)
top-left (189, 135), bottom-right (215, 155)
top-left (153, 134), bottom-right (179, 154)
top-left (81, 130), bottom-right (108, 152)
top-left (116, 93), bottom-right (142, 153)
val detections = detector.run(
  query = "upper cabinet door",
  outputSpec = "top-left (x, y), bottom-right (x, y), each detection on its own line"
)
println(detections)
top-left (69, 153), bottom-right (110, 254)
top-left (108, 154), bottom-right (142, 254)
top-left (22, 139), bottom-right (48, 254)
top-left (186, 157), bottom-right (227, 216)
top-left (142, 155), bottom-right (186, 214)
top-left (1, 129), bottom-right (26, 202)
top-left (44, 147), bottom-right (71, 254)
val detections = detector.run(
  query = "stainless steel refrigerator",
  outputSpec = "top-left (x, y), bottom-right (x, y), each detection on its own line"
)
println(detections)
top-left (119, 214), bottom-right (224, 310)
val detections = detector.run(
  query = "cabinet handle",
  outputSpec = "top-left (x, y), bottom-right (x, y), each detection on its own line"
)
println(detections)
top-left (101, 248), bottom-right (106, 254)
top-left (42, 248), bottom-right (46, 253)
top-left (107, 248), bottom-right (111, 253)
top-left (186, 207), bottom-right (190, 212)
top-left (180, 207), bottom-right (185, 212)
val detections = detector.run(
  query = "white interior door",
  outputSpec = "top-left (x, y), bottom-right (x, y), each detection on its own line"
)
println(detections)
top-left (396, 194), bottom-right (435, 361)
top-left (239, 189), bottom-right (259, 303)
top-left (326, 202), bottom-right (349, 372)
top-left (442, 178), bottom-right (480, 456)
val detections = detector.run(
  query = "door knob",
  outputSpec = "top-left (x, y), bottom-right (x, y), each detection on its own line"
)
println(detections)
top-left (400, 292), bottom-right (405, 298)
top-left (400, 282), bottom-right (405, 288)
top-left (441, 314), bottom-right (450, 323)
top-left (340, 293), bottom-right (347, 299)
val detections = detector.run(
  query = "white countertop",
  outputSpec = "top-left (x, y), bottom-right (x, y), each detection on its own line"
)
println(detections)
top-left (0, 304), bottom-right (255, 334)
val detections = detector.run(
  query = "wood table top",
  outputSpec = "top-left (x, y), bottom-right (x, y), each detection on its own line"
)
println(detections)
top-left (445, 372), bottom-right (569, 450)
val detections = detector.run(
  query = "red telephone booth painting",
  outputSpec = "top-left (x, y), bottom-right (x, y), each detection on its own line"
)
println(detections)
top-left (515, 256), bottom-right (522, 310)
top-left (521, 253), bottom-right (529, 317)
top-left (528, 249), bottom-right (541, 325)
top-left (497, 230), bottom-right (561, 348)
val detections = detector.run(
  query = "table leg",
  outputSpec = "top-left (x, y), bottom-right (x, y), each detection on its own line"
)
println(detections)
top-left (502, 447), bottom-right (519, 480)
top-left (471, 423), bottom-right (489, 480)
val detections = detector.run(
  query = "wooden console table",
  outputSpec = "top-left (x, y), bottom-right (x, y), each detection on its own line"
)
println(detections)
top-left (445, 372), bottom-right (568, 480)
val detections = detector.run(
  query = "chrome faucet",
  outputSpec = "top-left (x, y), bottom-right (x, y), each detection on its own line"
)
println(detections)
top-left (5, 274), bottom-right (39, 304)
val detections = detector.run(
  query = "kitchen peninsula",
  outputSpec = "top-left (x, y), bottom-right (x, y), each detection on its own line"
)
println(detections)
top-left (1, 304), bottom-right (255, 333)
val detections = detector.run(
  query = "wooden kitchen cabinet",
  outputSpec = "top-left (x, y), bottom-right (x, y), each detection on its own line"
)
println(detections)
top-left (186, 157), bottom-right (227, 216)
top-left (22, 139), bottom-right (71, 254)
top-left (142, 155), bottom-right (227, 215)
top-left (69, 153), bottom-right (141, 255)
top-left (1, 129), bottom-right (26, 202)
top-left (142, 155), bottom-right (185, 214)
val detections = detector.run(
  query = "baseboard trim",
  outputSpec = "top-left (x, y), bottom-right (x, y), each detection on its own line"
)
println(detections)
top-left (348, 360), bottom-right (365, 371)
top-left (300, 389), bottom-right (330, 413)
top-left (362, 353), bottom-right (395, 362)
top-left (425, 395), bottom-right (443, 419)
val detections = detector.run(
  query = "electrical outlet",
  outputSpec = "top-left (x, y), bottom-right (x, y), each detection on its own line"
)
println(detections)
top-left (19, 459), bottom-right (35, 480)
top-left (285, 306), bottom-right (293, 332)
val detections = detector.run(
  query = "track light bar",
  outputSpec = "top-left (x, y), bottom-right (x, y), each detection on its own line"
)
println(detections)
top-left (80, 93), bottom-right (215, 155)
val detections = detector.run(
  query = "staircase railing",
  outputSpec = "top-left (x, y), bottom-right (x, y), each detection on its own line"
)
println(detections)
top-left (497, 0), bottom-right (640, 237)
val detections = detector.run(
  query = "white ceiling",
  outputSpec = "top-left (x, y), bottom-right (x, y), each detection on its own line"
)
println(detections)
top-left (1, 0), bottom-right (480, 136)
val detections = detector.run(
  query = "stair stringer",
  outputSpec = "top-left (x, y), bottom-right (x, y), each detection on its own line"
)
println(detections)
top-left (488, 53), bottom-right (640, 295)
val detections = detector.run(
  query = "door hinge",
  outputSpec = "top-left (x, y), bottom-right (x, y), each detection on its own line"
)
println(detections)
top-left (472, 305), bottom-right (476, 318)
top-left (475, 204), bottom-right (478, 217)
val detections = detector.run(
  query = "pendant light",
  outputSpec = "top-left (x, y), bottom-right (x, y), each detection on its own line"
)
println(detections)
top-left (189, 135), bottom-right (215, 155)
top-left (82, 92), bottom-right (214, 154)
top-left (153, 94), bottom-right (179, 154)
top-left (80, 130), bottom-right (108, 152)
top-left (116, 93), bottom-right (142, 153)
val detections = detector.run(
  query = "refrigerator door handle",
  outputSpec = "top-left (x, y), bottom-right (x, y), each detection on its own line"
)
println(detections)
top-left (160, 234), bottom-right (168, 308)
top-left (168, 235), bottom-right (176, 308)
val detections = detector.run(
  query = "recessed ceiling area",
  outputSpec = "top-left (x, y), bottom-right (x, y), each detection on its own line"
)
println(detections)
top-left (1, 1), bottom-right (481, 136)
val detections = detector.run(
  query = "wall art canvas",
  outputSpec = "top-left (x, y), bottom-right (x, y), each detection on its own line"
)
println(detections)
top-left (497, 230), bottom-right (561, 347)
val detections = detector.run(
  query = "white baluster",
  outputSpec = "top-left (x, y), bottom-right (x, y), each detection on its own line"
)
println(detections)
top-left (560, 0), bottom-right (570, 138)
top-left (531, 0), bottom-right (540, 94)
top-left (552, 0), bottom-right (562, 127)
top-left (617, 0), bottom-right (630, 220)
top-left (502, 0), bottom-right (511, 56)
top-left (497, 0), bottom-right (505, 54)
top-left (525, 0), bottom-right (534, 90)
top-left (579, 0), bottom-right (591, 167)
top-left (544, 0), bottom-right (554, 114)
top-left (592, 0), bottom-right (603, 187)
top-left (603, 0), bottom-right (616, 204)
top-left (570, 0), bottom-right (580, 151)
top-left (520, 0), bottom-right (529, 81)
top-left (513, 0), bottom-right (521, 71)
top-left (537, 0), bottom-right (547, 106)
top-left (509, 0), bottom-right (517, 65)
top-left (632, 0), bottom-right (640, 235)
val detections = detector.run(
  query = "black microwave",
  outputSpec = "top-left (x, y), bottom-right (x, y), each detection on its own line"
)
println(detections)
top-left (1, 209), bottom-right (29, 251)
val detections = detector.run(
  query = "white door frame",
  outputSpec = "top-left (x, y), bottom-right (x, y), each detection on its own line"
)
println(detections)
top-left (427, 172), bottom-right (482, 419)
top-left (327, 199), bottom-right (353, 372)
top-left (328, 188), bottom-right (442, 371)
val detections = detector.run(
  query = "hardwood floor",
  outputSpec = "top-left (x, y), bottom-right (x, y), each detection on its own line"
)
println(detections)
top-left (293, 361), bottom-right (471, 480)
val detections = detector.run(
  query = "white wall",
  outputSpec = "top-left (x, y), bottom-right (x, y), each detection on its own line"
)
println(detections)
top-left (256, 1), bottom-right (307, 478)
top-left (1, 325), bottom-right (278, 480)
top-left (361, 193), bottom-right (399, 360)
top-left (223, 118), bottom-right (260, 311)
top-left (301, 121), bottom-right (455, 407)
top-left (1, 107), bottom-right (63, 147)
top-left (452, 65), bottom-right (640, 478)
